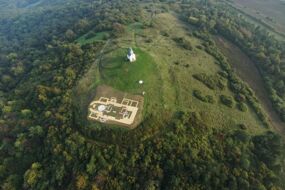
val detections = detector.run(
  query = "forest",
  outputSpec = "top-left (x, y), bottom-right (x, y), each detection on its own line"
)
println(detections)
top-left (0, 0), bottom-right (285, 189)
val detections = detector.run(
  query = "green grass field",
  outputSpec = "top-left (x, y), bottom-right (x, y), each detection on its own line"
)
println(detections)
top-left (100, 47), bottom-right (163, 115)
top-left (101, 48), bottom-right (155, 91)
top-left (75, 31), bottom-right (109, 45)
top-left (127, 22), bottom-right (144, 32)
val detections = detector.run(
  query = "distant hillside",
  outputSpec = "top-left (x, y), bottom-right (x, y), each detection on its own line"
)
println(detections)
top-left (230, 0), bottom-right (285, 37)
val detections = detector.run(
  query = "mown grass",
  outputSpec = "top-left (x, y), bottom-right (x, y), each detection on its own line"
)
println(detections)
top-left (101, 48), bottom-right (154, 91)
top-left (127, 22), bottom-right (144, 32)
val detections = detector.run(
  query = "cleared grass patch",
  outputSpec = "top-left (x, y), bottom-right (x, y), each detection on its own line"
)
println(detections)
top-left (100, 47), bottom-right (163, 116)
top-left (127, 22), bottom-right (144, 32)
top-left (101, 48), bottom-right (155, 91)
top-left (76, 31), bottom-right (109, 45)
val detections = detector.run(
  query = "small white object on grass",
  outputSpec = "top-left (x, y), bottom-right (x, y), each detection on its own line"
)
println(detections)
top-left (142, 91), bottom-right (146, 96)
top-left (139, 80), bottom-right (144, 84)
top-left (98, 105), bottom-right (106, 112)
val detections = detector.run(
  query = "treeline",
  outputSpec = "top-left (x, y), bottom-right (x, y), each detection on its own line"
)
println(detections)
top-left (78, 112), bottom-right (285, 190)
top-left (2, 105), bottom-right (284, 189)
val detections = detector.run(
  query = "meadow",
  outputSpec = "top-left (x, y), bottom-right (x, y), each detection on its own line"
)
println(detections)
top-left (75, 31), bottom-right (110, 45)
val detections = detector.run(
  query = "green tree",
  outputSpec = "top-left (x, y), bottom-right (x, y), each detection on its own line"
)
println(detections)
top-left (24, 163), bottom-right (43, 189)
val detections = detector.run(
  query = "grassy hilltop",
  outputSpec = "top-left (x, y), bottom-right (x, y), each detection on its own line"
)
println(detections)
top-left (74, 12), bottom-right (267, 134)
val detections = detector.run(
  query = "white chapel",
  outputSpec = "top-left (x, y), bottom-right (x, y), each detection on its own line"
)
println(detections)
top-left (127, 47), bottom-right (136, 62)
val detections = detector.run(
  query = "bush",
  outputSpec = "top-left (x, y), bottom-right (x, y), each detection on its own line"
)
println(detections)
top-left (237, 103), bottom-right (247, 112)
top-left (173, 37), bottom-right (193, 50)
top-left (218, 71), bottom-right (228, 78)
top-left (160, 31), bottom-right (169, 37)
top-left (220, 95), bottom-right (234, 108)
top-left (145, 38), bottom-right (153, 43)
top-left (206, 95), bottom-right (215, 104)
top-left (281, 109), bottom-right (285, 122)
top-left (174, 61), bottom-right (180, 65)
top-left (238, 124), bottom-right (247, 130)
top-left (235, 93), bottom-right (246, 103)
top-left (193, 73), bottom-right (226, 90)
top-left (85, 31), bottom-right (96, 39)
top-left (196, 45), bottom-right (204, 50)
top-left (193, 90), bottom-right (214, 103)
top-left (193, 90), bottom-right (207, 102)
top-left (102, 33), bottom-right (110, 40)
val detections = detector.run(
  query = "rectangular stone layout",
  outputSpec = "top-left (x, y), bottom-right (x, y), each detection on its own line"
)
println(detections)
top-left (89, 97), bottom-right (139, 125)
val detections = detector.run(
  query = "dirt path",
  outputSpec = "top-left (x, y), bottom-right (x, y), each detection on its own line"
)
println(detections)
top-left (215, 36), bottom-right (285, 134)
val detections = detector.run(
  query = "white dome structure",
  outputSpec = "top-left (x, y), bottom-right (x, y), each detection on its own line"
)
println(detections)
top-left (97, 105), bottom-right (106, 112)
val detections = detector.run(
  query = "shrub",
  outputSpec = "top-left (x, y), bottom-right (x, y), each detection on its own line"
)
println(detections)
top-left (174, 61), bottom-right (180, 65)
top-left (85, 31), bottom-right (96, 39)
top-left (237, 103), bottom-right (247, 112)
top-left (102, 33), bottom-right (110, 40)
top-left (238, 124), bottom-right (247, 130)
top-left (193, 90), bottom-right (207, 102)
top-left (218, 71), bottom-right (228, 78)
top-left (145, 38), bottom-right (153, 43)
top-left (193, 90), bottom-right (214, 103)
top-left (160, 31), bottom-right (169, 37)
top-left (206, 95), bottom-right (215, 104)
top-left (196, 45), bottom-right (204, 50)
top-left (173, 37), bottom-right (193, 50)
top-left (193, 73), bottom-right (225, 90)
top-left (220, 95), bottom-right (234, 108)
top-left (281, 108), bottom-right (285, 122)
top-left (235, 93), bottom-right (246, 103)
